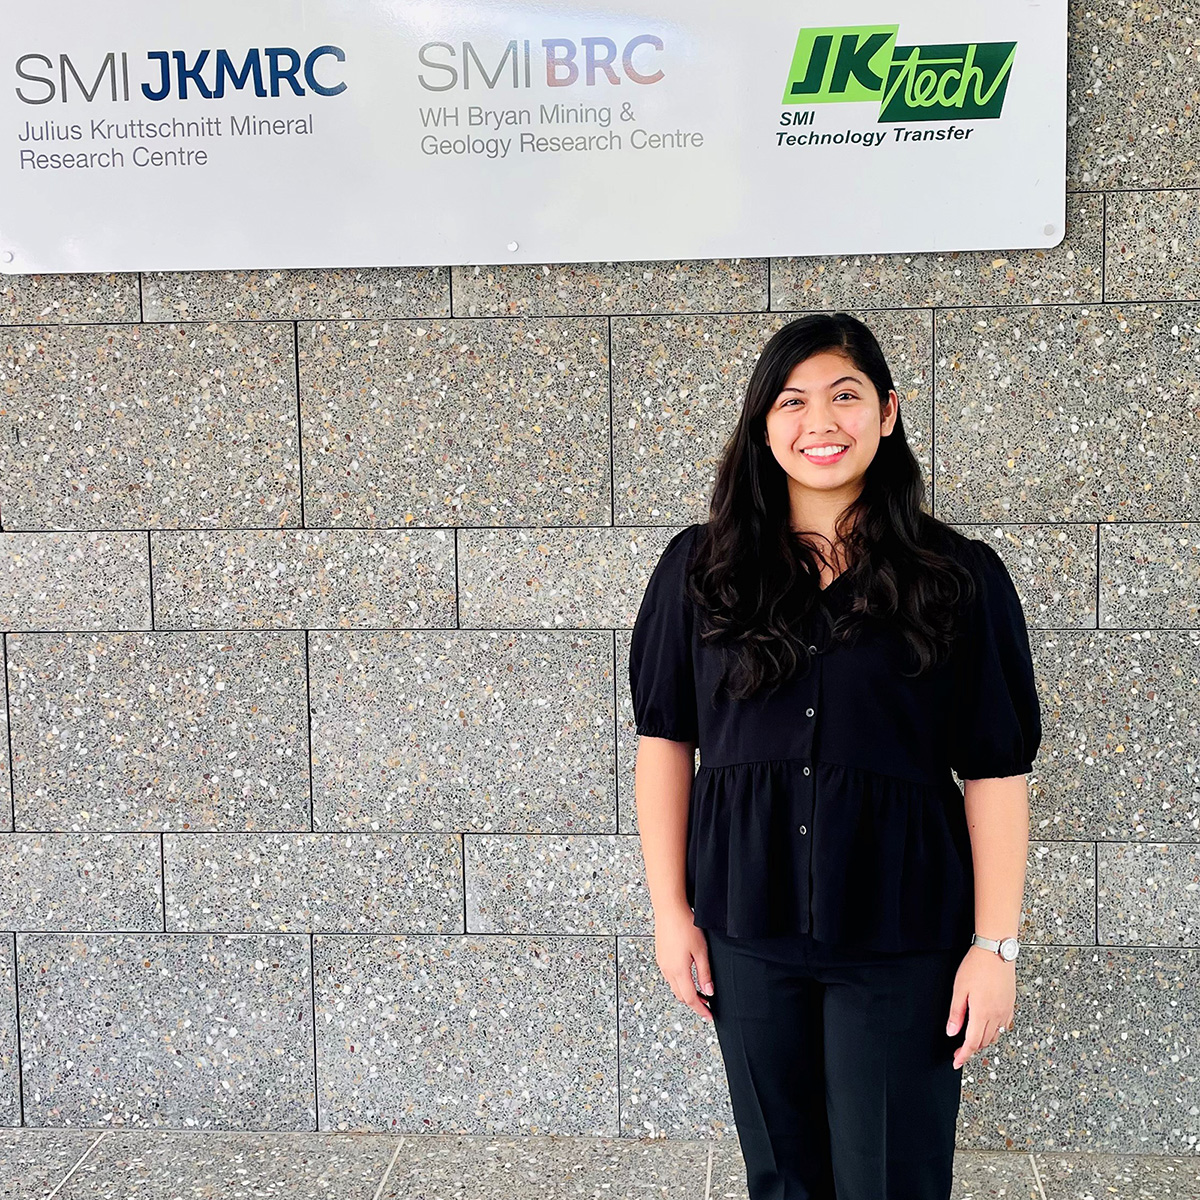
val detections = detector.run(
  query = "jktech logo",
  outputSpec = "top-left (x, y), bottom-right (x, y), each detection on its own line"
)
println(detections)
top-left (782, 25), bottom-right (1015, 120)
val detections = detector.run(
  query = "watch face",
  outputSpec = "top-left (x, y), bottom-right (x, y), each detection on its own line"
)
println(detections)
top-left (1000, 938), bottom-right (1019, 961)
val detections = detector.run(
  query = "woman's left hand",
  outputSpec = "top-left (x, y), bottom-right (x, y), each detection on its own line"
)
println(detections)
top-left (945, 945), bottom-right (1016, 1070)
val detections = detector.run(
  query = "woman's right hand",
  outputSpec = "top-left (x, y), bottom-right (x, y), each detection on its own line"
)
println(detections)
top-left (654, 902), bottom-right (715, 1022)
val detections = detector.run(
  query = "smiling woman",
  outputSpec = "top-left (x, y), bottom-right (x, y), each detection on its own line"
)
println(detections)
top-left (764, 350), bottom-right (897, 561)
top-left (631, 310), bottom-right (1041, 1199)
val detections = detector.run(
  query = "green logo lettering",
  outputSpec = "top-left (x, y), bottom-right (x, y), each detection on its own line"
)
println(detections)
top-left (782, 23), bottom-right (1016, 121)
top-left (783, 26), bottom-right (898, 103)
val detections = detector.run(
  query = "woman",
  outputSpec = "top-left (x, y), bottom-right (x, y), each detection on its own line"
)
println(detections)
top-left (628, 312), bottom-right (1041, 1200)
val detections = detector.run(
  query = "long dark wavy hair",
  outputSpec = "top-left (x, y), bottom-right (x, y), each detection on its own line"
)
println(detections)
top-left (686, 311), bottom-right (977, 703)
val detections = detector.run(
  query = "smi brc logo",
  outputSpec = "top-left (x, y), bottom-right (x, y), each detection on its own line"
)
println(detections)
top-left (782, 25), bottom-right (1016, 121)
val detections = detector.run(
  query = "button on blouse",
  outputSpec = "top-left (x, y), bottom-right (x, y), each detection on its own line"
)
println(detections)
top-left (628, 522), bottom-right (1043, 952)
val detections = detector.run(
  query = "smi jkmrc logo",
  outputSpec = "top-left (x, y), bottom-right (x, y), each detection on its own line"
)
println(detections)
top-left (782, 25), bottom-right (1016, 121)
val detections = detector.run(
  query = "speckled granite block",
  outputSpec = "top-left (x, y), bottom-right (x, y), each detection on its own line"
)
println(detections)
top-left (1106, 190), bottom-right (1200, 300)
top-left (933, 304), bottom-right (1200, 523)
top-left (956, 944), bottom-right (1200, 1154)
top-left (946, 524), bottom-right (1098, 627)
top-left (612, 310), bottom-right (931, 525)
top-left (492, 1135), bottom-right (710, 1195)
top-left (297, 318), bottom-right (610, 527)
top-left (6, 631), bottom-right (309, 832)
top-left (378, 1133), bottom-right (710, 1198)
top-left (615, 634), bottom-right (635, 830)
top-left (0, 834), bottom-right (160, 930)
top-left (312, 934), bottom-right (616, 1135)
top-left (1023, 842), bottom-right (1098, 945)
top-left (48, 1129), bottom-right (401, 1198)
top-left (164, 832), bottom-right (463, 933)
top-left (701, 1137), bottom-right (746, 1200)
top-left (0, 1128), bottom-right (102, 1193)
top-left (0, 322), bottom-right (299, 530)
top-left (1008, 628), bottom-right (1200, 841)
top-left (450, 260), bottom-right (769, 317)
top-left (457, 525), bottom-right (689, 630)
top-left (1100, 522), bottom-right (1200, 627)
top-left (16, 932), bottom-right (314, 1129)
top-left (1034, 1150), bottom-right (1200, 1197)
top-left (0, 273), bottom-right (139, 323)
top-left (771, 195), bottom-right (1102, 310)
top-left (0, 532), bottom-right (150, 632)
top-left (465, 836), bottom-right (649, 933)
top-left (1098, 843), bottom-right (1200, 945)
top-left (150, 529), bottom-right (456, 629)
top-left (616, 937), bottom-right (731, 1138)
top-left (1067, 0), bottom-right (1200, 190)
top-left (949, 1151), bottom-right (1044, 1199)
top-left (940, 1150), bottom-right (1042, 1198)
top-left (0, 666), bottom-right (8, 835)
top-left (307, 630), bottom-right (614, 832)
top-left (0, 938), bottom-right (15, 1127)
top-left (143, 267), bottom-right (450, 321)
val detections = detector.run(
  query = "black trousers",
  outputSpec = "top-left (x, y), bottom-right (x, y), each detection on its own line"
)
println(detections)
top-left (705, 927), bottom-right (970, 1200)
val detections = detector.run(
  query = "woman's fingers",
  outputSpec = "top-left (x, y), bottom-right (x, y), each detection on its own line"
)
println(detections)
top-left (953, 1008), bottom-right (985, 1068)
top-left (661, 953), bottom-right (715, 1022)
top-left (671, 970), bottom-right (713, 1021)
top-left (954, 1013), bottom-right (1011, 1068)
top-left (945, 985), bottom-right (968, 1036)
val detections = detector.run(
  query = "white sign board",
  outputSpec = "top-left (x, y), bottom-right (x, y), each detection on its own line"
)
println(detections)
top-left (0, 1), bottom-right (1066, 273)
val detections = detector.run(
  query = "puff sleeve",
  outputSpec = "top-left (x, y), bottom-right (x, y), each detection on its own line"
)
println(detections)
top-left (628, 525), bottom-right (700, 743)
top-left (949, 540), bottom-right (1043, 780)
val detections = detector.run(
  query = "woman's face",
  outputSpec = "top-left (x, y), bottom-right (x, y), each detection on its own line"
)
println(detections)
top-left (763, 349), bottom-right (898, 493)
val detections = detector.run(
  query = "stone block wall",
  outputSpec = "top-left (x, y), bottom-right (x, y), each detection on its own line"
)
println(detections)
top-left (0, 0), bottom-right (1198, 1151)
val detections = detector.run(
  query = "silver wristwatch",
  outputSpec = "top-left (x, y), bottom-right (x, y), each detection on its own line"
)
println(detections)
top-left (971, 932), bottom-right (1020, 961)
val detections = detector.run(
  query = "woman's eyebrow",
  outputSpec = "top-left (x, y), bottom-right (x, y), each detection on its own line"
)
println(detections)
top-left (780, 375), bottom-right (862, 395)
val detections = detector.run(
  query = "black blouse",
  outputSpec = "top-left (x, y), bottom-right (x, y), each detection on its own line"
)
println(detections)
top-left (628, 523), bottom-right (1042, 952)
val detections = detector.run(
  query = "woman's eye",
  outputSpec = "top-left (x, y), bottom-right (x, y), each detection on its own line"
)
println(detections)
top-left (780, 392), bottom-right (855, 405)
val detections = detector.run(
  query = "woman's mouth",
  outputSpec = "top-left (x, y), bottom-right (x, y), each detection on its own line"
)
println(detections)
top-left (799, 444), bottom-right (849, 464)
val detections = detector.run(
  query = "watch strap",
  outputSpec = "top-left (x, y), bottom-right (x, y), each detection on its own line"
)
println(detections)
top-left (971, 932), bottom-right (1020, 960)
